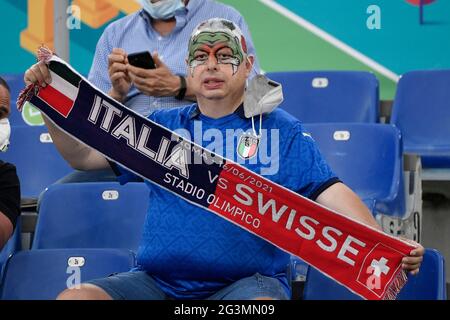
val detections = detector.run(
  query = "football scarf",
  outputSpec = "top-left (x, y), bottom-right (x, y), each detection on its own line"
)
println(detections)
top-left (18, 49), bottom-right (416, 300)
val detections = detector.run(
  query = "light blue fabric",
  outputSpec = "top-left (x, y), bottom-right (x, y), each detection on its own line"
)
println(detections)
top-left (87, 271), bottom-right (290, 300)
top-left (88, 0), bottom-right (260, 116)
top-left (138, 0), bottom-right (185, 20)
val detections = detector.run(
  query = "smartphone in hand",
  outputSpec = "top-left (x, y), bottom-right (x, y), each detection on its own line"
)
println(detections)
top-left (128, 51), bottom-right (156, 69)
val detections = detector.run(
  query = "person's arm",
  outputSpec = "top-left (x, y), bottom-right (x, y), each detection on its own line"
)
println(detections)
top-left (0, 212), bottom-right (13, 249)
top-left (25, 63), bottom-right (109, 171)
top-left (316, 182), bottom-right (424, 274)
top-left (316, 182), bottom-right (381, 230)
top-left (88, 24), bottom-right (118, 95)
top-left (42, 115), bottom-right (110, 170)
top-left (0, 162), bottom-right (20, 249)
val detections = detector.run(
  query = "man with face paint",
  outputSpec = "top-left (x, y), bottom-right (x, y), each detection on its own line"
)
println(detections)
top-left (0, 77), bottom-right (21, 250)
top-left (24, 19), bottom-right (423, 300)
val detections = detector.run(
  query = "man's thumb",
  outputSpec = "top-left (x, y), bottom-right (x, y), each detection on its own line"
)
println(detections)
top-left (152, 52), bottom-right (165, 68)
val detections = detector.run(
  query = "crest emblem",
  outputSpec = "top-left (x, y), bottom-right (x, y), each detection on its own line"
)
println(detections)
top-left (237, 133), bottom-right (259, 159)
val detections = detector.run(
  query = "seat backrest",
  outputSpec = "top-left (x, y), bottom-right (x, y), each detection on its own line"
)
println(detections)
top-left (397, 249), bottom-right (446, 300)
top-left (0, 248), bottom-right (135, 300)
top-left (266, 71), bottom-right (379, 123)
top-left (302, 123), bottom-right (402, 202)
top-left (32, 182), bottom-right (149, 251)
top-left (0, 126), bottom-right (73, 199)
top-left (390, 70), bottom-right (450, 156)
top-left (0, 217), bottom-right (22, 279)
top-left (303, 248), bottom-right (446, 300)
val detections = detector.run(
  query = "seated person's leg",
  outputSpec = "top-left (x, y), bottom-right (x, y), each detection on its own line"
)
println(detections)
top-left (57, 271), bottom-right (167, 300)
top-left (208, 273), bottom-right (290, 300)
top-left (57, 283), bottom-right (113, 300)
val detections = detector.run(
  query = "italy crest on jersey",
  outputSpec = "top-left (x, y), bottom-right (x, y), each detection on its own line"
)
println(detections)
top-left (237, 133), bottom-right (259, 159)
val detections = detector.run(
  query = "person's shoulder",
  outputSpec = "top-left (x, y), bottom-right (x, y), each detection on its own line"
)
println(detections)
top-left (0, 161), bottom-right (18, 180)
top-left (265, 109), bottom-right (313, 145)
top-left (149, 104), bottom-right (196, 125)
top-left (266, 108), bottom-right (303, 131)
top-left (103, 11), bottom-right (143, 34)
top-left (0, 160), bottom-right (16, 171)
top-left (195, 0), bottom-right (244, 18)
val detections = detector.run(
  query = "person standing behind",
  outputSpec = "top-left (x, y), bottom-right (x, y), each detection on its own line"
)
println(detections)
top-left (93, 0), bottom-right (260, 116)
top-left (26, 0), bottom-right (260, 183)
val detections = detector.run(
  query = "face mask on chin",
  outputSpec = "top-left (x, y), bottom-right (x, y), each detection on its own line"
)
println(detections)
top-left (138, 0), bottom-right (185, 20)
top-left (0, 118), bottom-right (11, 152)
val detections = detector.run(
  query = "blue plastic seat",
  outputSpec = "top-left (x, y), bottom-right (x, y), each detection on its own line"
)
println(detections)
top-left (302, 123), bottom-right (404, 217)
top-left (0, 217), bottom-right (22, 280)
top-left (6, 105), bottom-right (27, 128)
top-left (266, 71), bottom-right (379, 123)
top-left (33, 182), bottom-right (149, 251)
top-left (0, 126), bottom-right (73, 199)
top-left (0, 248), bottom-right (135, 300)
top-left (303, 248), bottom-right (446, 300)
top-left (390, 70), bottom-right (450, 169)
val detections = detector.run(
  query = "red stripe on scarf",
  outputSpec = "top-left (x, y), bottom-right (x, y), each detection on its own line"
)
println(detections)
top-left (209, 161), bottom-right (413, 300)
top-left (37, 85), bottom-right (74, 118)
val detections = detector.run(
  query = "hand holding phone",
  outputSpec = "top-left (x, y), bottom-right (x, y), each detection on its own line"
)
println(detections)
top-left (127, 51), bottom-right (156, 70)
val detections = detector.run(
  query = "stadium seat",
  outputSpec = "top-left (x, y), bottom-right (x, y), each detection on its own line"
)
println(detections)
top-left (266, 71), bottom-right (379, 123)
top-left (6, 104), bottom-right (26, 128)
top-left (32, 182), bottom-right (149, 251)
top-left (390, 70), bottom-right (450, 172)
top-left (0, 248), bottom-right (135, 300)
top-left (0, 217), bottom-right (21, 280)
top-left (289, 256), bottom-right (309, 299)
top-left (0, 126), bottom-right (73, 199)
top-left (303, 248), bottom-right (446, 300)
top-left (302, 123), bottom-right (405, 217)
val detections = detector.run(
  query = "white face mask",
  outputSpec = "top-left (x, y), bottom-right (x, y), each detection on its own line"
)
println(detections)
top-left (244, 74), bottom-right (284, 118)
top-left (137, 0), bottom-right (185, 20)
top-left (0, 118), bottom-right (11, 152)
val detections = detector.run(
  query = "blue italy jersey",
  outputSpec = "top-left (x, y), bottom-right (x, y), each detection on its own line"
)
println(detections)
top-left (115, 104), bottom-right (339, 299)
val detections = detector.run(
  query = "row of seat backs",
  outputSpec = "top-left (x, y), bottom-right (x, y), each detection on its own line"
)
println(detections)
top-left (1, 248), bottom-right (444, 300)
top-left (301, 248), bottom-right (447, 300)
top-left (0, 248), bottom-right (136, 300)
top-left (268, 70), bottom-right (450, 168)
top-left (0, 126), bottom-right (73, 199)
top-left (4, 71), bottom-right (379, 127)
top-left (302, 123), bottom-right (404, 217)
top-left (33, 182), bottom-right (149, 251)
top-left (26, 124), bottom-right (404, 253)
top-left (3, 69), bottom-right (448, 200)
top-left (267, 71), bottom-right (380, 123)
top-left (390, 70), bottom-right (450, 168)
top-left (0, 123), bottom-right (401, 204)
top-left (5, 69), bottom-right (450, 141)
